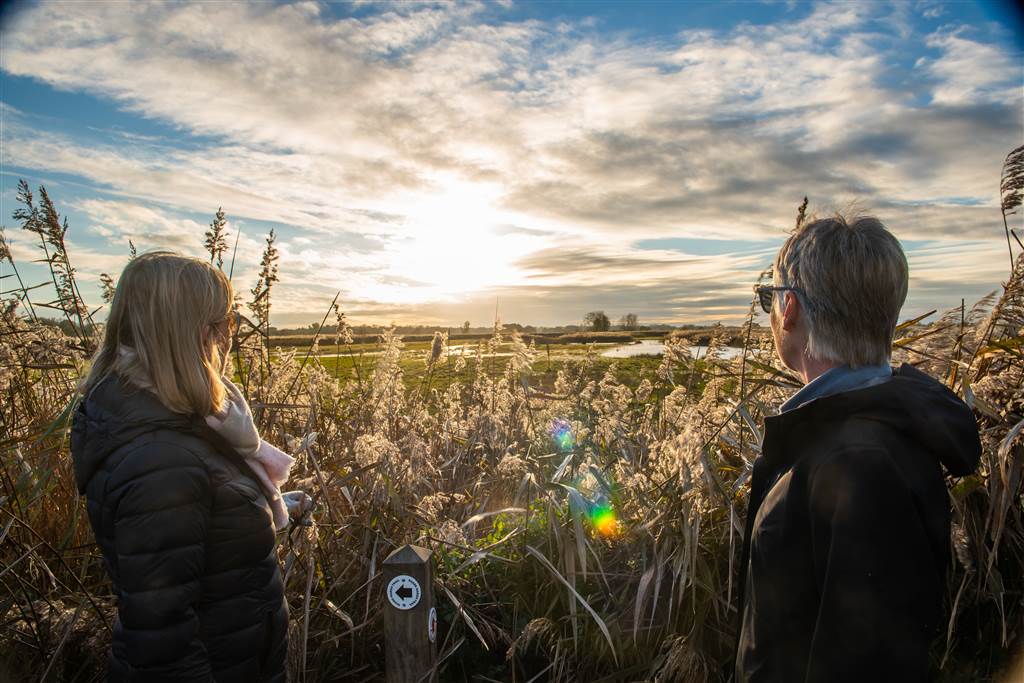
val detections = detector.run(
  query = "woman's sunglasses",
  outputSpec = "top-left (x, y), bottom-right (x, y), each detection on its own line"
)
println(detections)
top-left (214, 311), bottom-right (241, 337)
top-left (754, 285), bottom-right (806, 314)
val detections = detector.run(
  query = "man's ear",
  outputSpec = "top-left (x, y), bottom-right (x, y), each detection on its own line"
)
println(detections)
top-left (781, 290), bottom-right (800, 331)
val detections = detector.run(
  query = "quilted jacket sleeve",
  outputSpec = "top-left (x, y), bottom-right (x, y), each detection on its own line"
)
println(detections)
top-left (109, 441), bottom-right (214, 682)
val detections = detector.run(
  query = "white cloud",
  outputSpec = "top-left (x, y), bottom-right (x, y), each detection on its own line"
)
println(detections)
top-left (75, 198), bottom-right (208, 251)
top-left (923, 30), bottom-right (1021, 106)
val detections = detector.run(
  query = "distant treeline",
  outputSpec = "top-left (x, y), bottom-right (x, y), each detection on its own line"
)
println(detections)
top-left (269, 326), bottom-right (766, 348)
top-left (268, 322), bottom-right (683, 336)
top-left (31, 317), bottom-right (765, 349)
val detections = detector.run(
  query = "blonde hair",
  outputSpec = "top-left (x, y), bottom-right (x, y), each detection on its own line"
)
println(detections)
top-left (773, 212), bottom-right (908, 367)
top-left (83, 251), bottom-right (233, 416)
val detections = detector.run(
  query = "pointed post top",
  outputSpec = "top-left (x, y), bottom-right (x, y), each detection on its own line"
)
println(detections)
top-left (383, 544), bottom-right (432, 566)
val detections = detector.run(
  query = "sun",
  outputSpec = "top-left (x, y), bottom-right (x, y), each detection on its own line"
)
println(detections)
top-left (374, 178), bottom-right (542, 303)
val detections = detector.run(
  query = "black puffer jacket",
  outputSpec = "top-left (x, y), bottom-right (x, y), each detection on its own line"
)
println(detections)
top-left (735, 363), bottom-right (981, 682)
top-left (71, 375), bottom-right (288, 682)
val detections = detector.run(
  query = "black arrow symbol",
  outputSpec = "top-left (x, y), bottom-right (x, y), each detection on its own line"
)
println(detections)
top-left (396, 585), bottom-right (415, 601)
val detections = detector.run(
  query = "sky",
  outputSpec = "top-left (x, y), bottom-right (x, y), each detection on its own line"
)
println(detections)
top-left (1, 0), bottom-right (1022, 328)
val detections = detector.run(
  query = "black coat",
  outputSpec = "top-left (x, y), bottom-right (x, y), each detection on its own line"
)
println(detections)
top-left (735, 363), bottom-right (981, 683)
top-left (71, 375), bottom-right (288, 682)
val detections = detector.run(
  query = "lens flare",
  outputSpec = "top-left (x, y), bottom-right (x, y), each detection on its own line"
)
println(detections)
top-left (550, 419), bottom-right (574, 451)
top-left (589, 501), bottom-right (619, 537)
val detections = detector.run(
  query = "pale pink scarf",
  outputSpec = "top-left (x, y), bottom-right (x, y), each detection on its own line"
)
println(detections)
top-left (220, 436), bottom-right (294, 532)
top-left (117, 346), bottom-right (294, 530)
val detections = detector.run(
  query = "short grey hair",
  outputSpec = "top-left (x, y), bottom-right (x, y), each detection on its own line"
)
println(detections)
top-left (773, 213), bottom-right (908, 367)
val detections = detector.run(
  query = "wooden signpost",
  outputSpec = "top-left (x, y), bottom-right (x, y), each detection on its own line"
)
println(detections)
top-left (383, 544), bottom-right (437, 683)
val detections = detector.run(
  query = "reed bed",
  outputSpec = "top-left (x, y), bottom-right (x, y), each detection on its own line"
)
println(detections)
top-left (2, 156), bottom-right (1023, 681)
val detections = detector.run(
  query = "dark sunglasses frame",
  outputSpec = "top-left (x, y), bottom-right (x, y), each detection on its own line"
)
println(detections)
top-left (754, 285), bottom-right (806, 314)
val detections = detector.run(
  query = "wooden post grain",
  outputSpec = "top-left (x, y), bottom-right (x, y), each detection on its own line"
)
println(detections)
top-left (383, 544), bottom-right (437, 683)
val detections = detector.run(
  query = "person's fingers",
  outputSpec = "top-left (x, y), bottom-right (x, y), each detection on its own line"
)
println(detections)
top-left (283, 490), bottom-right (314, 517)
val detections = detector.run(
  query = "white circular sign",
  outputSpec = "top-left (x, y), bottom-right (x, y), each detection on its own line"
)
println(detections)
top-left (387, 575), bottom-right (421, 610)
top-left (427, 607), bottom-right (437, 643)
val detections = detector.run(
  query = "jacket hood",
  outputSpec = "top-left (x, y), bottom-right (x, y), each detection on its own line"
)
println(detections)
top-left (71, 375), bottom-right (197, 494)
top-left (771, 362), bottom-right (981, 477)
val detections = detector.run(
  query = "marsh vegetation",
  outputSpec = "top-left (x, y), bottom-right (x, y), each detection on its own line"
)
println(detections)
top-left (1, 160), bottom-right (1022, 681)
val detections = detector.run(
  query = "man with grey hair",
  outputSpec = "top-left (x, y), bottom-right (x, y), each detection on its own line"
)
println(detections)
top-left (735, 214), bottom-right (981, 682)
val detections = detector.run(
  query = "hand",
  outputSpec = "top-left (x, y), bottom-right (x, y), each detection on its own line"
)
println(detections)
top-left (205, 379), bottom-right (260, 456)
top-left (282, 490), bottom-right (314, 526)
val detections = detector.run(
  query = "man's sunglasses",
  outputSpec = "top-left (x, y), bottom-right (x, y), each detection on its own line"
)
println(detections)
top-left (754, 285), bottom-right (806, 314)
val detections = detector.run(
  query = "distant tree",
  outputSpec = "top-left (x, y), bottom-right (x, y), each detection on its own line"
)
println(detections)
top-left (584, 311), bottom-right (611, 332)
top-left (619, 313), bottom-right (639, 330)
top-left (462, 320), bottom-right (471, 334)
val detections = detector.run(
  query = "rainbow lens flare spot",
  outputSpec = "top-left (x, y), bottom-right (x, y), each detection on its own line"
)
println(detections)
top-left (550, 419), bottom-right (574, 451)
top-left (589, 502), bottom-right (618, 537)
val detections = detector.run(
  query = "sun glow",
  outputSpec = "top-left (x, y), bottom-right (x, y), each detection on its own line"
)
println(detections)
top-left (366, 179), bottom-right (543, 304)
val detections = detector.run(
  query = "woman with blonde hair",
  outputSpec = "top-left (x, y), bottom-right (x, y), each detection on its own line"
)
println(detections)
top-left (72, 251), bottom-right (309, 682)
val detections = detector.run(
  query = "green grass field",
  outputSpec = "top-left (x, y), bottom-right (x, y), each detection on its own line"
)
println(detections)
top-left (267, 338), bottom-right (705, 394)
